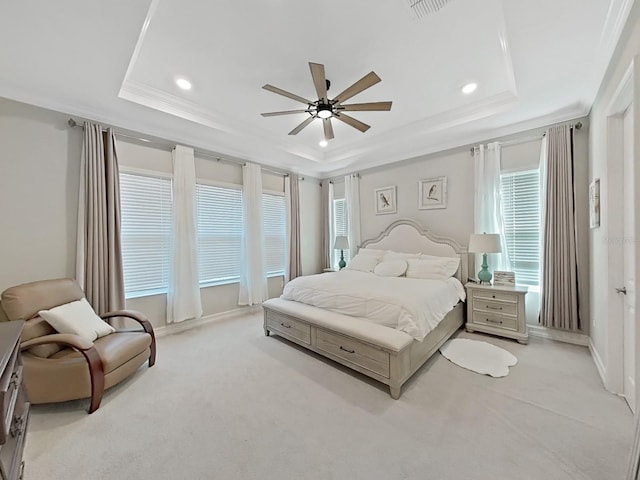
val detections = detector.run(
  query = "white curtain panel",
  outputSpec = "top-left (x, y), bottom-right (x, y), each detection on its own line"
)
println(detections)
top-left (473, 143), bottom-right (510, 277)
top-left (320, 181), bottom-right (334, 270)
top-left (167, 145), bottom-right (202, 324)
top-left (344, 174), bottom-right (361, 260)
top-left (328, 182), bottom-right (335, 269)
top-left (239, 162), bottom-right (268, 305)
top-left (285, 175), bottom-right (292, 282)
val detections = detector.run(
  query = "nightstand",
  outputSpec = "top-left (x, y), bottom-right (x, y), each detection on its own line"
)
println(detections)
top-left (465, 282), bottom-right (528, 344)
top-left (323, 268), bottom-right (338, 272)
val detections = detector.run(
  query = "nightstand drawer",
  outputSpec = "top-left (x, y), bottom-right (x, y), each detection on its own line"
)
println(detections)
top-left (472, 290), bottom-right (518, 303)
top-left (472, 298), bottom-right (518, 316)
top-left (471, 311), bottom-right (518, 331)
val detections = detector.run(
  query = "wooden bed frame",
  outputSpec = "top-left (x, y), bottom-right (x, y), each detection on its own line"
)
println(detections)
top-left (263, 219), bottom-right (468, 399)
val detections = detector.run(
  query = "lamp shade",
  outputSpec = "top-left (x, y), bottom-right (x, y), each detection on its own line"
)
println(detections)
top-left (468, 233), bottom-right (501, 254)
top-left (334, 235), bottom-right (349, 250)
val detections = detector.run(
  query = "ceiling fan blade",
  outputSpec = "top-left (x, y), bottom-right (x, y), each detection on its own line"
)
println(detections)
top-left (261, 109), bottom-right (309, 117)
top-left (339, 101), bottom-right (392, 112)
top-left (262, 84), bottom-right (312, 105)
top-left (288, 116), bottom-right (315, 135)
top-left (333, 72), bottom-right (381, 104)
top-left (334, 113), bottom-right (370, 133)
top-left (323, 118), bottom-right (334, 141)
top-left (309, 62), bottom-right (328, 102)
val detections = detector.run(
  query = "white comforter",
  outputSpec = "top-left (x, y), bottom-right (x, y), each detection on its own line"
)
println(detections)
top-left (281, 270), bottom-right (466, 341)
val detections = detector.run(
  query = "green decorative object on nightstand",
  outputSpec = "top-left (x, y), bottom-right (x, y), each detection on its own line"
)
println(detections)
top-left (334, 235), bottom-right (349, 270)
top-left (468, 233), bottom-right (502, 285)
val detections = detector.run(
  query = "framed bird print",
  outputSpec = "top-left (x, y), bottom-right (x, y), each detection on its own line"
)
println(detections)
top-left (374, 186), bottom-right (397, 215)
top-left (418, 176), bottom-right (447, 210)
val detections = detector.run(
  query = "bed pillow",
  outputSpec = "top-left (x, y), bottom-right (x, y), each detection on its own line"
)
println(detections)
top-left (358, 247), bottom-right (386, 258)
top-left (374, 260), bottom-right (408, 277)
top-left (406, 256), bottom-right (460, 280)
top-left (38, 298), bottom-right (115, 343)
top-left (382, 250), bottom-right (421, 263)
top-left (345, 253), bottom-right (379, 273)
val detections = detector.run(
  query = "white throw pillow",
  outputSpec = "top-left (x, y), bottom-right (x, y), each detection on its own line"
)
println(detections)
top-left (39, 298), bottom-right (115, 343)
top-left (381, 250), bottom-right (421, 263)
top-left (406, 255), bottom-right (460, 280)
top-left (358, 247), bottom-right (386, 258)
top-left (374, 260), bottom-right (408, 277)
top-left (345, 253), bottom-right (379, 273)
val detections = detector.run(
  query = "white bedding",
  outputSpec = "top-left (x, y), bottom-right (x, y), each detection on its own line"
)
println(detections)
top-left (281, 270), bottom-right (466, 341)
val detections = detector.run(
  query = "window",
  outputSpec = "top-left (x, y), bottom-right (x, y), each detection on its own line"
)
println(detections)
top-left (263, 193), bottom-right (286, 276)
top-left (120, 172), bottom-right (172, 298)
top-left (333, 198), bottom-right (350, 267)
top-left (500, 169), bottom-right (541, 288)
top-left (196, 183), bottom-right (243, 286)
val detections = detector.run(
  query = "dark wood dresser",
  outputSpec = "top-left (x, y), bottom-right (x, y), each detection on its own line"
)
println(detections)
top-left (0, 321), bottom-right (28, 480)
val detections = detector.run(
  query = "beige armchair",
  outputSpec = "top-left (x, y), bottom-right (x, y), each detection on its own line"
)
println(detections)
top-left (0, 278), bottom-right (156, 413)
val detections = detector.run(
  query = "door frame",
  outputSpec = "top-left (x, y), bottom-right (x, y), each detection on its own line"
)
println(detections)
top-left (605, 56), bottom-right (640, 412)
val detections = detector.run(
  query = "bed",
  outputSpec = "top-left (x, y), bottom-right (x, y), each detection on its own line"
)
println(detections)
top-left (262, 219), bottom-right (468, 399)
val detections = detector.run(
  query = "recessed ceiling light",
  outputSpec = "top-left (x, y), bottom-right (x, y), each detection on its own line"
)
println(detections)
top-left (319, 140), bottom-right (328, 148)
top-left (462, 82), bottom-right (477, 95)
top-left (176, 78), bottom-right (192, 90)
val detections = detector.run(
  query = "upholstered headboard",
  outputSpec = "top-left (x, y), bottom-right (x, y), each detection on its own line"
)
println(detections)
top-left (360, 219), bottom-right (468, 284)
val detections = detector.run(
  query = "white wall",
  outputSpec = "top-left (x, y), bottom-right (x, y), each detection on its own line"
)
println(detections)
top-left (0, 97), bottom-right (322, 329)
top-left (0, 98), bottom-right (82, 292)
top-left (588, 1), bottom-right (640, 387)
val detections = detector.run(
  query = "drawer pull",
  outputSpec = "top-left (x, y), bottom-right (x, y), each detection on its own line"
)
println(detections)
top-left (10, 413), bottom-right (26, 438)
top-left (486, 318), bottom-right (503, 324)
top-left (339, 346), bottom-right (355, 354)
top-left (492, 295), bottom-right (496, 298)
top-left (9, 371), bottom-right (19, 390)
top-left (280, 322), bottom-right (292, 329)
top-left (486, 305), bottom-right (503, 311)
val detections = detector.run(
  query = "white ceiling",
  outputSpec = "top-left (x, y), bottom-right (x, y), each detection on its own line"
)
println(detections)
top-left (0, 0), bottom-right (634, 177)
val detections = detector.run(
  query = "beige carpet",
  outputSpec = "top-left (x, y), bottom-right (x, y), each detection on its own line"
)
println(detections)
top-left (24, 312), bottom-right (634, 480)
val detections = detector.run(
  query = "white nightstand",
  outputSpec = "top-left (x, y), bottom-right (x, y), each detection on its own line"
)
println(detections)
top-left (465, 282), bottom-right (529, 344)
top-left (323, 268), bottom-right (338, 272)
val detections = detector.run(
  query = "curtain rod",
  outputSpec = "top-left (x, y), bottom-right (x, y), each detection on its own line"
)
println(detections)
top-left (67, 118), bottom-right (289, 177)
top-left (469, 121), bottom-right (582, 156)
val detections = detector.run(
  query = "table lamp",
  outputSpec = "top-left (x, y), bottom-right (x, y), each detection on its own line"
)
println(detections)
top-left (334, 236), bottom-right (349, 269)
top-left (468, 233), bottom-right (502, 284)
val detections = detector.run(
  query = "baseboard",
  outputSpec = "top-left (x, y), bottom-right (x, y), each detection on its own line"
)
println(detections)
top-left (527, 324), bottom-right (589, 346)
top-left (588, 337), bottom-right (609, 389)
top-left (154, 305), bottom-right (262, 338)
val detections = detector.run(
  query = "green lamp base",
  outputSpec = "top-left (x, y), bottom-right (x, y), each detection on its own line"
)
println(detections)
top-left (477, 253), bottom-right (492, 284)
top-left (338, 250), bottom-right (346, 270)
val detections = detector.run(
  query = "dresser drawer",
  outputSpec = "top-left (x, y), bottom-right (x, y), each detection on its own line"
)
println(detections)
top-left (472, 298), bottom-right (517, 316)
top-left (471, 310), bottom-right (518, 331)
top-left (473, 290), bottom-right (518, 304)
top-left (0, 393), bottom-right (29, 480)
top-left (316, 329), bottom-right (390, 378)
top-left (0, 344), bottom-right (20, 446)
top-left (266, 313), bottom-right (311, 345)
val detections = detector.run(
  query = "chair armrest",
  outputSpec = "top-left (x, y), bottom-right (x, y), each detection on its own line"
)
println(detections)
top-left (21, 333), bottom-right (93, 351)
top-left (100, 310), bottom-right (154, 335)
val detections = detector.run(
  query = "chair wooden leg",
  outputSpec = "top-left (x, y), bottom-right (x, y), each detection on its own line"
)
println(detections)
top-left (80, 347), bottom-right (105, 414)
top-left (148, 332), bottom-right (156, 367)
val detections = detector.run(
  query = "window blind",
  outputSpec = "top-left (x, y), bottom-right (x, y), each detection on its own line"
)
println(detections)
top-left (196, 183), bottom-right (243, 285)
top-left (500, 169), bottom-right (541, 287)
top-left (120, 172), bottom-right (172, 298)
top-left (333, 198), bottom-right (351, 267)
top-left (263, 193), bottom-right (286, 276)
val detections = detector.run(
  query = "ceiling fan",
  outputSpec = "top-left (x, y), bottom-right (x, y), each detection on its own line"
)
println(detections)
top-left (261, 62), bottom-right (392, 142)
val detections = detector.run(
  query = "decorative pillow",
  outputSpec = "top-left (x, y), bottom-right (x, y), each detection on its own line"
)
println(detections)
top-left (382, 250), bottom-right (421, 263)
top-left (374, 260), bottom-right (408, 277)
top-left (345, 253), bottom-right (380, 273)
top-left (38, 298), bottom-right (115, 343)
top-left (358, 247), bottom-right (386, 258)
top-left (406, 255), bottom-right (460, 280)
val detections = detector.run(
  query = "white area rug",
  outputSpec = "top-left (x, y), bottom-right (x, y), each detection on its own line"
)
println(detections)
top-left (439, 338), bottom-right (517, 377)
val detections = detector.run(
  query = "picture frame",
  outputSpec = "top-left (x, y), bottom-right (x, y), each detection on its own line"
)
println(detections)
top-left (374, 185), bottom-right (397, 215)
top-left (418, 176), bottom-right (447, 210)
top-left (493, 270), bottom-right (516, 286)
top-left (589, 178), bottom-right (600, 229)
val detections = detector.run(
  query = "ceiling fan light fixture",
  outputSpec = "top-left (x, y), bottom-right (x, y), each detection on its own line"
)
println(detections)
top-left (176, 78), bottom-right (192, 90)
top-left (317, 104), bottom-right (333, 119)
